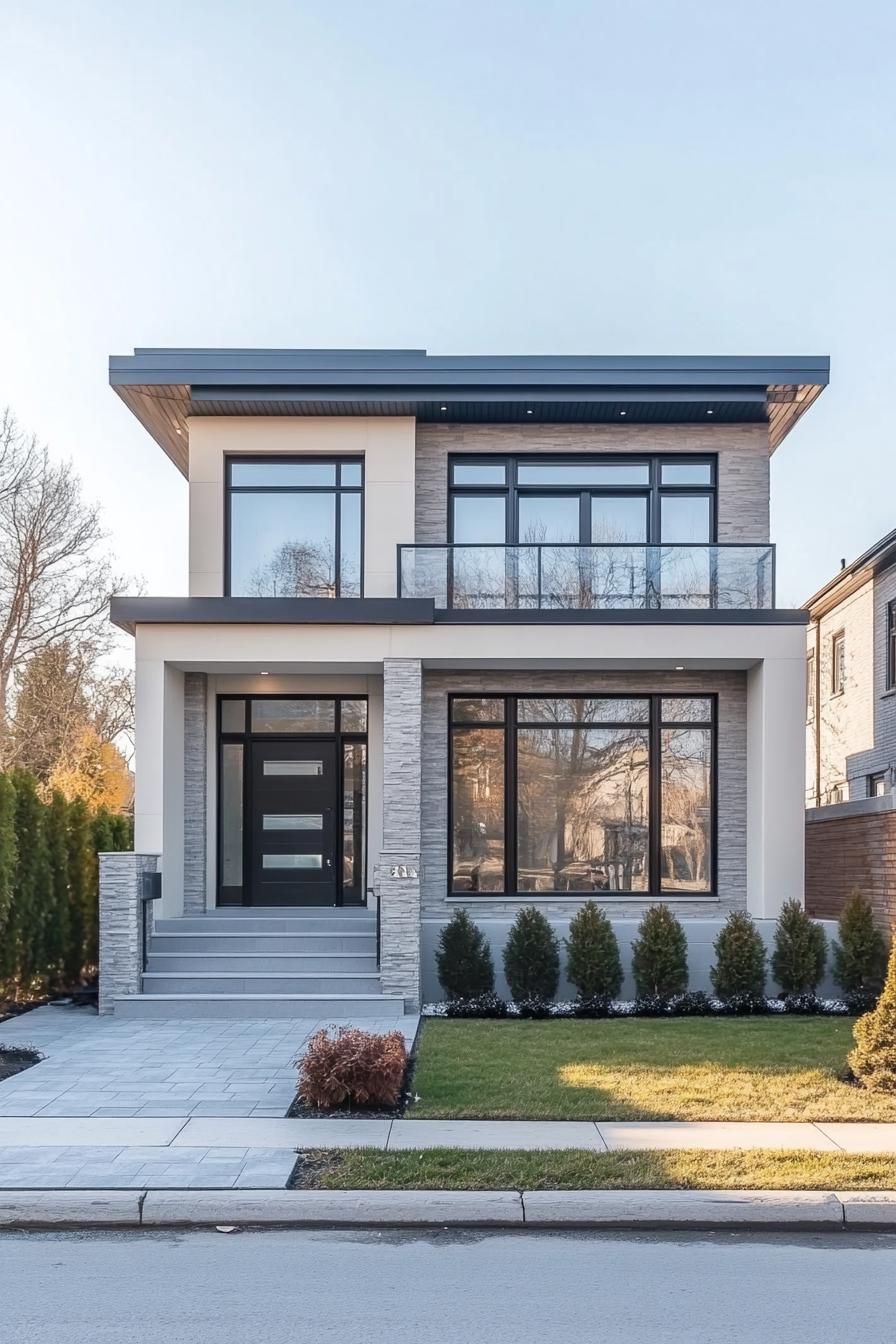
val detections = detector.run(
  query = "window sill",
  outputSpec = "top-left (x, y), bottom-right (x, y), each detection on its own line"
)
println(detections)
top-left (880, 688), bottom-right (896, 700)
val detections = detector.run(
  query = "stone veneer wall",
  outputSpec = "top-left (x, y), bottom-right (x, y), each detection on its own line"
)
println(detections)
top-left (183, 671), bottom-right (208, 914)
top-left (414, 423), bottom-right (770, 545)
top-left (98, 852), bottom-right (159, 1013)
top-left (375, 658), bottom-right (423, 1007)
top-left (421, 669), bottom-right (747, 920)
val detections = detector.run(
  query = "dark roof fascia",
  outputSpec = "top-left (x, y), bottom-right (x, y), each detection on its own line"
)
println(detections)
top-left (110, 349), bottom-right (830, 394)
top-left (804, 527), bottom-right (896, 612)
top-left (110, 595), bottom-right (806, 636)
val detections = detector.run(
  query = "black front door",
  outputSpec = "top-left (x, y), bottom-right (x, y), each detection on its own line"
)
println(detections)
top-left (249, 740), bottom-right (338, 906)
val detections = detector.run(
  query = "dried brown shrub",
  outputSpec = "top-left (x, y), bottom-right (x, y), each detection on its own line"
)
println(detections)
top-left (297, 1026), bottom-right (408, 1109)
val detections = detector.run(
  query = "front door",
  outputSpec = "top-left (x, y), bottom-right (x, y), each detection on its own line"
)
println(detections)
top-left (249, 740), bottom-right (338, 906)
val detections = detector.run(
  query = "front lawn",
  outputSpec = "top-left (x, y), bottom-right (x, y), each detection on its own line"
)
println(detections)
top-left (410, 1017), bottom-right (896, 1122)
top-left (295, 1147), bottom-right (896, 1191)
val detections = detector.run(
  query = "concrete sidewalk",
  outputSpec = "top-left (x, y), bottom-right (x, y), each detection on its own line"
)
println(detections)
top-left (1, 1116), bottom-right (896, 1189)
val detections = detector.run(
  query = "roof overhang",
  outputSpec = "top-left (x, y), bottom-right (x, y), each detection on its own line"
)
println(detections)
top-left (109, 348), bottom-right (830, 476)
top-left (805, 526), bottom-right (896, 615)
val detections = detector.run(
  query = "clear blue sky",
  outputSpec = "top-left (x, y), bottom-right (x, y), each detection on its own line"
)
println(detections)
top-left (1, 0), bottom-right (894, 604)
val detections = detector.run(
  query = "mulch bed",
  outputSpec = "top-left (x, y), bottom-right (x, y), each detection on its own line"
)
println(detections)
top-left (287, 1150), bottom-right (346, 1188)
top-left (0, 1045), bottom-right (42, 1083)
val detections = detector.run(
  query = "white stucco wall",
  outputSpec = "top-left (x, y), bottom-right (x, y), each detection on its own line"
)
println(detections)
top-left (187, 416), bottom-right (416, 599)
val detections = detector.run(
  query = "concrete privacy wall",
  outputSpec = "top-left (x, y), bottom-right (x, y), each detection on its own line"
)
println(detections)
top-left (183, 672), bottom-right (208, 914)
top-left (806, 805), bottom-right (896, 930)
top-left (420, 669), bottom-right (747, 919)
top-left (415, 423), bottom-right (771, 544)
top-left (420, 916), bottom-right (839, 1002)
top-left (98, 853), bottom-right (159, 1013)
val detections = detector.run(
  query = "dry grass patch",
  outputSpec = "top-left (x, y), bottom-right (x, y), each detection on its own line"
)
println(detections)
top-left (411, 1017), bottom-right (896, 1122)
top-left (296, 1146), bottom-right (896, 1192)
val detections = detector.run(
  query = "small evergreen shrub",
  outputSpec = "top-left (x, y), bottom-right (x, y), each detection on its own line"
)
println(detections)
top-left (633, 994), bottom-right (674, 1017)
top-left (515, 995), bottom-right (553, 1019)
top-left (710, 911), bottom-right (767, 1000)
top-left (850, 939), bottom-right (896, 1092)
top-left (436, 909), bottom-right (495, 1000)
top-left (772, 899), bottom-right (827, 994)
top-left (572, 993), bottom-right (614, 1019)
top-left (444, 992), bottom-right (509, 1019)
top-left (503, 907), bottom-right (560, 1003)
top-left (565, 901), bottom-right (623, 1001)
top-left (716, 990), bottom-right (769, 1016)
top-left (297, 1027), bottom-right (407, 1109)
top-left (782, 992), bottom-right (825, 1015)
top-left (670, 990), bottom-right (713, 1016)
top-left (631, 904), bottom-right (688, 998)
top-left (845, 988), bottom-right (880, 1016)
top-left (832, 888), bottom-right (888, 998)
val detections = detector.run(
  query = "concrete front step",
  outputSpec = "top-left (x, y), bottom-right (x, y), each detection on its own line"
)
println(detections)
top-left (114, 993), bottom-right (405, 1020)
top-left (150, 932), bottom-right (377, 954)
top-left (146, 952), bottom-right (380, 974)
top-left (154, 915), bottom-right (376, 934)
top-left (142, 972), bottom-right (386, 995)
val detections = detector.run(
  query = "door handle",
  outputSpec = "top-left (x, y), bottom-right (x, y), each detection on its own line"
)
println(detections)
top-left (325, 858), bottom-right (333, 868)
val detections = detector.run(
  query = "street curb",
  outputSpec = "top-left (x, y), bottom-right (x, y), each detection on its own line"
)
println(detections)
top-left (2, 1187), bottom-right (896, 1230)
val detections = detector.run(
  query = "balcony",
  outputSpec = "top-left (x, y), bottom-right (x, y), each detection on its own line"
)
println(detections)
top-left (397, 544), bottom-right (775, 611)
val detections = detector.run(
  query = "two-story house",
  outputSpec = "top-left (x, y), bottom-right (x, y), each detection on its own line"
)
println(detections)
top-left (98, 348), bottom-right (829, 1016)
top-left (805, 529), bottom-right (896, 929)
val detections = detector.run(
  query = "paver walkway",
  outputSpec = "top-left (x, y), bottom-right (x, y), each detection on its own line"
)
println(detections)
top-left (0, 1005), bottom-right (418, 1117)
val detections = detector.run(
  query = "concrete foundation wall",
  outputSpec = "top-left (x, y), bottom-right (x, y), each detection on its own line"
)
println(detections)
top-left (420, 915), bottom-right (840, 1003)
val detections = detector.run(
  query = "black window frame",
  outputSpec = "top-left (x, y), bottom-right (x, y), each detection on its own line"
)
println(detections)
top-left (887, 599), bottom-right (896, 691)
top-left (447, 454), bottom-right (717, 545)
top-left (831, 630), bottom-right (846, 696)
top-left (225, 455), bottom-right (365, 599)
top-left (216, 693), bottom-right (369, 908)
top-left (448, 691), bottom-right (717, 899)
top-left (806, 650), bottom-right (816, 721)
top-left (869, 771), bottom-right (888, 798)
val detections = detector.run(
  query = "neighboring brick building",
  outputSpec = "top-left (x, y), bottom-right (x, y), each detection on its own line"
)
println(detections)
top-left (805, 529), bottom-right (896, 927)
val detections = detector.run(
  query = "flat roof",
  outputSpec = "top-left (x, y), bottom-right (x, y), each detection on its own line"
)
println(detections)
top-left (109, 347), bottom-right (830, 475)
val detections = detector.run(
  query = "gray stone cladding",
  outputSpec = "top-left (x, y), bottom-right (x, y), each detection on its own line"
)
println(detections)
top-left (98, 853), bottom-right (159, 1014)
top-left (415, 423), bottom-right (770, 545)
top-left (421, 669), bottom-right (747, 920)
top-left (375, 658), bottom-right (423, 1007)
top-left (183, 672), bottom-right (208, 914)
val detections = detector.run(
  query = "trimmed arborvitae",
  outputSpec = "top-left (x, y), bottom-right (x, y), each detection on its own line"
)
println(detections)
top-left (65, 797), bottom-right (94, 983)
top-left (832, 888), bottom-right (888, 997)
top-left (43, 792), bottom-right (71, 982)
top-left (631, 904), bottom-right (689, 999)
top-left (710, 911), bottom-right (767, 1000)
top-left (503, 907), bottom-right (560, 1003)
top-left (109, 812), bottom-right (133, 851)
top-left (0, 774), bottom-right (18, 983)
top-left (436, 909), bottom-right (495, 1000)
top-left (849, 938), bottom-right (896, 1092)
top-left (565, 901), bottom-right (623, 1001)
top-left (771, 899), bottom-right (827, 994)
top-left (10, 770), bottom-right (50, 985)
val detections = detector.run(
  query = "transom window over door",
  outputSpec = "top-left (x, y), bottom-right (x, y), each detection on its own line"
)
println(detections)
top-left (227, 457), bottom-right (363, 598)
top-left (449, 694), bottom-right (715, 897)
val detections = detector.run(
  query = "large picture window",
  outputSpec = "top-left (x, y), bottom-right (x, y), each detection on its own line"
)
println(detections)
top-left (227, 457), bottom-right (363, 598)
top-left (449, 694), bottom-right (715, 896)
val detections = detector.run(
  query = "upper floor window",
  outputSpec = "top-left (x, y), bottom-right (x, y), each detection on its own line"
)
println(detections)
top-left (448, 455), bottom-right (716, 547)
top-left (227, 458), bottom-right (363, 598)
top-left (887, 600), bottom-right (896, 690)
top-left (806, 650), bottom-right (816, 719)
top-left (869, 771), bottom-right (888, 798)
top-left (831, 630), bottom-right (846, 695)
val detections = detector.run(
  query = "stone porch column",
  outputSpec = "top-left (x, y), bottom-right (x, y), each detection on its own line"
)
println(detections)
top-left (376, 657), bottom-right (423, 1008)
top-left (98, 852), bottom-right (160, 1014)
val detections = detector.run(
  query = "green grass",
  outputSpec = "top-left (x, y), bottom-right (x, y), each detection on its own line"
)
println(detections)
top-left (410, 1017), bottom-right (896, 1122)
top-left (297, 1147), bottom-right (896, 1191)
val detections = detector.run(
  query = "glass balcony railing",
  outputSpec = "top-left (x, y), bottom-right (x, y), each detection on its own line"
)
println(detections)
top-left (397, 544), bottom-right (776, 611)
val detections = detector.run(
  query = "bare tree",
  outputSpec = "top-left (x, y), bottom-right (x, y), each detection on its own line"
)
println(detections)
top-left (0, 411), bottom-right (126, 731)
